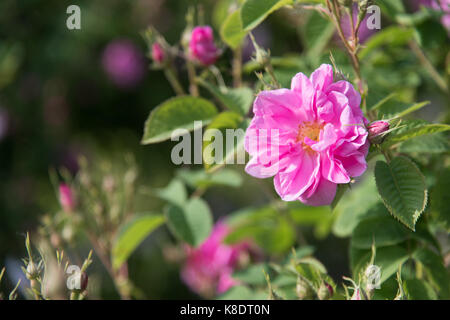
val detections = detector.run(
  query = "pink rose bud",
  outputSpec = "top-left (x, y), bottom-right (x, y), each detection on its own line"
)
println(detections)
top-left (368, 120), bottom-right (390, 144)
top-left (189, 26), bottom-right (220, 66)
top-left (59, 183), bottom-right (75, 212)
top-left (151, 43), bottom-right (165, 64)
top-left (351, 288), bottom-right (362, 300)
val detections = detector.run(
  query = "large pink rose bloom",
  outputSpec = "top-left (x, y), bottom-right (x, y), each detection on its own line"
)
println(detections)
top-left (245, 64), bottom-right (369, 206)
top-left (181, 222), bottom-right (252, 297)
top-left (189, 26), bottom-right (220, 66)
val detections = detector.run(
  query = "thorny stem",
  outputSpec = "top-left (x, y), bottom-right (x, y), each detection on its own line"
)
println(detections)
top-left (86, 232), bottom-right (131, 300)
top-left (409, 41), bottom-right (449, 93)
top-left (265, 63), bottom-right (281, 89)
top-left (232, 46), bottom-right (243, 87)
top-left (327, 0), bottom-right (365, 104)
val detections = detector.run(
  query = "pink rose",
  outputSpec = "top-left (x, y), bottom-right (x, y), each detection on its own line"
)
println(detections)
top-left (181, 222), bottom-right (253, 297)
top-left (188, 26), bottom-right (220, 66)
top-left (151, 43), bottom-right (165, 64)
top-left (245, 64), bottom-right (369, 206)
top-left (59, 183), bottom-right (76, 212)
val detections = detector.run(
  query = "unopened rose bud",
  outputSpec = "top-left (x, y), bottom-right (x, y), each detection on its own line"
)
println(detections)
top-left (368, 120), bottom-right (389, 144)
top-left (296, 276), bottom-right (315, 300)
top-left (59, 184), bottom-right (76, 212)
top-left (26, 261), bottom-right (40, 280)
top-left (351, 287), bottom-right (363, 300)
top-left (188, 26), bottom-right (220, 66)
top-left (318, 281), bottom-right (334, 300)
top-left (151, 43), bottom-right (165, 64)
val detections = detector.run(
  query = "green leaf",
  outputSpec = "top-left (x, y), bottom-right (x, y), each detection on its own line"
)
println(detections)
top-left (351, 216), bottom-right (411, 249)
top-left (165, 198), bottom-right (213, 247)
top-left (332, 176), bottom-right (380, 237)
top-left (243, 55), bottom-right (308, 74)
top-left (431, 167), bottom-right (450, 230)
top-left (203, 114), bottom-right (249, 172)
top-left (377, 100), bottom-right (430, 118)
top-left (376, 0), bottom-right (406, 20)
top-left (288, 205), bottom-right (333, 239)
top-left (413, 248), bottom-right (450, 298)
top-left (225, 206), bottom-right (295, 253)
top-left (241, 0), bottom-right (293, 31)
top-left (218, 285), bottom-right (267, 300)
top-left (176, 168), bottom-right (243, 189)
top-left (369, 92), bottom-right (397, 111)
top-left (384, 121), bottom-right (450, 148)
top-left (294, 258), bottom-right (327, 289)
top-left (403, 279), bottom-right (438, 300)
top-left (220, 9), bottom-right (247, 49)
top-left (112, 214), bottom-right (165, 270)
top-left (352, 246), bottom-right (410, 284)
top-left (359, 26), bottom-right (414, 60)
top-left (233, 263), bottom-right (270, 285)
top-left (374, 157), bottom-right (427, 231)
top-left (141, 96), bottom-right (218, 144)
top-left (399, 134), bottom-right (450, 154)
top-left (198, 79), bottom-right (254, 115)
top-left (301, 11), bottom-right (335, 63)
top-left (154, 179), bottom-right (187, 207)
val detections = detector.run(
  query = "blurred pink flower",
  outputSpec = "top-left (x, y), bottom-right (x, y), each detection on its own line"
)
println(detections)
top-left (59, 183), bottom-right (76, 212)
top-left (181, 222), bottom-right (253, 297)
top-left (341, 4), bottom-right (378, 44)
top-left (188, 26), bottom-right (220, 66)
top-left (151, 43), bottom-right (165, 64)
top-left (102, 39), bottom-right (145, 88)
top-left (415, 0), bottom-right (450, 34)
top-left (245, 64), bottom-right (369, 206)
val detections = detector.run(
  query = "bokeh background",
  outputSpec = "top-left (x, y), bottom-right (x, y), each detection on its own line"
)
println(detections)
top-left (0, 0), bottom-right (448, 299)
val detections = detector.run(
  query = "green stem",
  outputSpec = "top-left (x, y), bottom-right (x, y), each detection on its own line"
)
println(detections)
top-left (186, 61), bottom-right (199, 96)
top-left (409, 41), bottom-right (448, 93)
top-left (232, 46), bottom-right (243, 88)
top-left (164, 64), bottom-right (185, 96)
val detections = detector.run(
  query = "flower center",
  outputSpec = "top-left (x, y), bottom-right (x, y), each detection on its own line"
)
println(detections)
top-left (297, 121), bottom-right (323, 150)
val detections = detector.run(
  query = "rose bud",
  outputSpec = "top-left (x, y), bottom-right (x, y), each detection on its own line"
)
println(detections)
top-left (351, 287), bottom-right (363, 300)
top-left (318, 281), bottom-right (334, 300)
top-left (59, 183), bottom-right (76, 212)
top-left (296, 276), bottom-right (315, 300)
top-left (188, 26), bottom-right (220, 66)
top-left (151, 43), bottom-right (165, 64)
top-left (368, 120), bottom-right (390, 144)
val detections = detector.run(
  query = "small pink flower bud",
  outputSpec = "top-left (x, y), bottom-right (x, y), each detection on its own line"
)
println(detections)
top-left (59, 183), bottom-right (75, 212)
top-left (188, 26), bottom-right (220, 66)
top-left (368, 120), bottom-right (390, 144)
top-left (351, 288), bottom-right (362, 300)
top-left (151, 43), bottom-right (165, 64)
